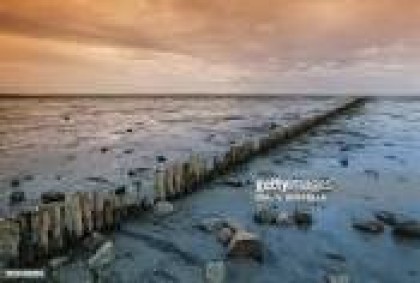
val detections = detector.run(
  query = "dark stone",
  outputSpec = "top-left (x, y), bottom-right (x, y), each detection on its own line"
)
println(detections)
top-left (63, 115), bottom-right (70, 121)
top-left (324, 252), bottom-right (346, 262)
top-left (126, 128), bottom-right (133, 133)
top-left (156, 155), bottom-right (167, 163)
top-left (127, 167), bottom-right (149, 178)
top-left (293, 211), bottom-right (313, 226)
top-left (123, 149), bottom-right (134, 154)
top-left (364, 169), bottom-right (379, 180)
top-left (115, 186), bottom-right (126, 195)
top-left (9, 191), bottom-right (25, 204)
top-left (339, 157), bottom-right (349, 168)
top-left (352, 220), bottom-right (384, 234)
top-left (393, 221), bottom-right (420, 238)
top-left (374, 211), bottom-right (398, 226)
top-left (10, 178), bottom-right (20, 188)
top-left (41, 191), bottom-right (65, 204)
top-left (254, 208), bottom-right (277, 225)
top-left (268, 122), bottom-right (277, 130)
top-left (340, 145), bottom-right (351, 152)
top-left (100, 147), bottom-right (109, 153)
top-left (23, 175), bottom-right (34, 181)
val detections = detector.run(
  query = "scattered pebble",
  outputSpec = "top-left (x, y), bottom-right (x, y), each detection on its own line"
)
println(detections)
top-left (293, 210), bottom-right (313, 226)
top-left (9, 191), bottom-right (25, 205)
top-left (115, 186), bottom-right (126, 195)
top-left (10, 178), bottom-right (20, 188)
top-left (227, 230), bottom-right (263, 262)
top-left (123, 149), bottom-right (134, 154)
top-left (156, 155), bottom-right (167, 163)
top-left (339, 157), bottom-right (349, 168)
top-left (393, 221), bottom-right (420, 238)
top-left (154, 201), bottom-right (174, 216)
top-left (352, 220), bottom-right (384, 234)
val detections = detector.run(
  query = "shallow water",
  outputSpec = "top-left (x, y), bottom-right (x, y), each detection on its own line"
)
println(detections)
top-left (2, 98), bottom-right (420, 282)
top-left (78, 98), bottom-right (420, 283)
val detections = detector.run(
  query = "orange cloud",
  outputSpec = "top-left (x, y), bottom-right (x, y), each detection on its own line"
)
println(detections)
top-left (1, 0), bottom-right (420, 93)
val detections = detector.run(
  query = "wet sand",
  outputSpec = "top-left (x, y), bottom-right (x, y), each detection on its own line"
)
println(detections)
top-left (53, 98), bottom-right (420, 282)
top-left (2, 98), bottom-right (420, 282)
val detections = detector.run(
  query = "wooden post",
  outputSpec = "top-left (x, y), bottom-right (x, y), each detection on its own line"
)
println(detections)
top-left (93, 191), bottom-right (104, 232)
top-left (0, 219), bottom-right (20, 267)
top-left (39, 207), bottom-right (50, 257)
top-left (64, 194), bottom-right (74, 242)
top-left (51, 203), bottom-right (64, 253)
top-left (81, 192), bottom-right (93, 235)
top-left (174, 162), bottom-right (182, 198)
top-left (103, 194), bottom-right (115, 231)
top-left (165, 166), bottom-right (175, 199)
top-left (73, 193), bottom-right (84, 238)
top-left (183, 162), bottom-right (192, 194)
top-left (154, 166), bottom-right (166, 201)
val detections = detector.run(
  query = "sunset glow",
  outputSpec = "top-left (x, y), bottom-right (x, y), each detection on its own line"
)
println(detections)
top-left (1, 0), bottom-right (420, 94)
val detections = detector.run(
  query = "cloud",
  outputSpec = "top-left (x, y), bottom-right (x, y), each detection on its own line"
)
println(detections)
top-left (1, 0), bottom-right (420, 93)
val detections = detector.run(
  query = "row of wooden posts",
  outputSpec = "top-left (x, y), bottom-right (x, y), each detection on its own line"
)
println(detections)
top-left (0, 98), bottom-right (365, 268)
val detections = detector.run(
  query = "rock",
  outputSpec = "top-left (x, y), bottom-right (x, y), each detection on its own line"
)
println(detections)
top-left (374, 211), bottom-right (399, 226)
top-left (10, 178), bottom-right (20, 188)
top-left (156, 155), bottom-right (167, 163)
top-left (41, 191), bottom-right (65, 204)
top-left (352, 220), bottom-right (384, 234)
top-left (293, 211), bottom-right (313, 226)
top-left (196, 218), bottom-right (240, 233)
top-left (127, 167), bottom-right (148, 178)
top-left (115, 186), bottom-right (126, 195)
top-left (87, 239), bottom-right (115, 270)
top-left (23, 175), bottom-right (34, 181)
top-left (126, 128), bottom-right (133, 133)
top-left (123, 149), bottom-right (134, 154)
top-left (324, 252), bottom-right (346, 262)
top-left (217, 228), bottom-right (234, 246)
top-left (254, 208), bottom-right (277, 225)
top-left (9, 191), bottom-right (25, 205)
top-left (227, 230), bottom-right (263, 262)
top-left (364, 169), bottom-right (379, 180)
top-left (339, 157), bottom-right (349, 168)
top-left (154, 201), bottom-right (174, 216)
top-left (204, 261), bottom-right (225, 283)
top-left (393, 221), bottom-right (420, 238)
top-left (100, 147), bottom-right (109, 153)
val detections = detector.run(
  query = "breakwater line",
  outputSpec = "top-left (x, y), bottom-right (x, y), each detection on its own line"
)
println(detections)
top-left (0, 97), bottom-right (366, 268)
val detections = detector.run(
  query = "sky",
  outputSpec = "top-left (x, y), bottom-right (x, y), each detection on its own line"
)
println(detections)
top-left (1, 0), bottom-right (420, 95)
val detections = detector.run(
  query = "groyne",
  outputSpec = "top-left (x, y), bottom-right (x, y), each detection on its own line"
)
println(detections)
top-left (0, 97), bottom-right (365, 268)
